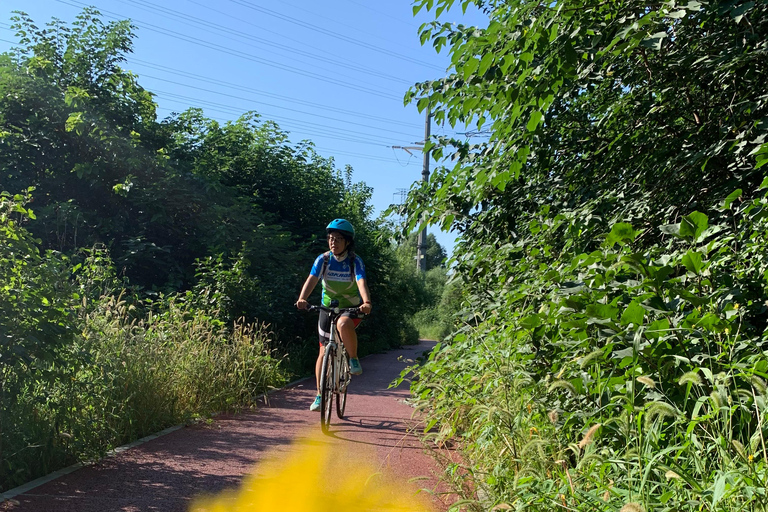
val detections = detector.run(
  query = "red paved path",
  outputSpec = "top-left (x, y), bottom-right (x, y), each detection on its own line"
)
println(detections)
top-left (4, 341), bottom-right (455, 512)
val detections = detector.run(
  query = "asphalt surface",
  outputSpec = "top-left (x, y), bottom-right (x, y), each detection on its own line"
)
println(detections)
top-left (3, 341), bottom-right (455, 512)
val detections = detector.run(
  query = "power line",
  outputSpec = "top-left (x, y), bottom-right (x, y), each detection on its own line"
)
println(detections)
top-left (344, 0), bottom-right (422, 31)
top-left (154, 106), bottom-right (418, 165)
top-left (273, 0), bottom-right (421, 49)
top-left (224, 0), bottom-right (445, 72)
top-left (129, 58), bottom-right (417, 129)
top-left (153, 93), bottom-right (407, 146)
top-left (114, 0), bottom-right (413, 86)
top-left (0, 25), bottom-right (466, 142)
top-left (57, 0), bottom-right (403, 101)
top-left (138, 75), bottom-right (421, 139)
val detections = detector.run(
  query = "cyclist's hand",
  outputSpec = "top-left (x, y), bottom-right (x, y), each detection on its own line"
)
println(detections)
top-left (360, 302), bottom-right (372, 315)
top-left (296, 299), bottom-right (309, 310)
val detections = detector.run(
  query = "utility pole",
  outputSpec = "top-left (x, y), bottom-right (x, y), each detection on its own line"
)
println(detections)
top-left (392, 107), bottom-right (431, 272)
top-left (416, 108), bottom-right (431, 273)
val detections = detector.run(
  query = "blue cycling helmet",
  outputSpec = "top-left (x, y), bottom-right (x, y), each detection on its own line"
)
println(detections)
top-left (326, 218), bottom-right (355, 238)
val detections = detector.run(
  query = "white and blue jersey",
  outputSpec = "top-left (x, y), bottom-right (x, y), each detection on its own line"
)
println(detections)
top-left (310, 252), bottom-right (366, 308)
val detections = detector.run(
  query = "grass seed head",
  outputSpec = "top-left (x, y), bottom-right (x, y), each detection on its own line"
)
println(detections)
top-left (710, 390), bottom-right (724, 410)
top-left (636, 376), bottom-right (656, 388)
top-left (620, 503), bottom-right (645, 512)
top-left (548, 409), bottom-right (559, 424)
top-left (644, 401), bottom-right (680, 429)
top-left (548, 379), bottom-right (577, 395)
top-left (578, 423), bottom-right (601, 449)
top-left (751, 376), bottom-right (767, 395)
top-left (578, 349), bottom-right (604, 368)
top-left (678, 371), bottom-right (703, 386)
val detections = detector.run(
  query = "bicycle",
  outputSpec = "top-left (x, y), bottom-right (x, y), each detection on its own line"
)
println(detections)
top-left (306, 302), bottom-right (360, 433)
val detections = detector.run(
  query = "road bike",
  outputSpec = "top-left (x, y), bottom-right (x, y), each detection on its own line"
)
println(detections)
top-left (307, 302), bottom-right (361, 433)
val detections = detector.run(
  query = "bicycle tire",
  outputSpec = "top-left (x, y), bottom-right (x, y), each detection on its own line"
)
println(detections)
top-left (336, 352), bottom-right (349, 419)
top-left (320, 346), bottom-right (334, 433)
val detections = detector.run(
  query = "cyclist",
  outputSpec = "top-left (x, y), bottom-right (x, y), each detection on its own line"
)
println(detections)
top-left (296, 219), bottom-right (372, 411)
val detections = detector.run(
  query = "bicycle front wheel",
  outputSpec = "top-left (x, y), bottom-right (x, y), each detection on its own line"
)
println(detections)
top-left (336, 352), bottom-right (349, 419)
top-left (319, 346), bottom-right (334, 433)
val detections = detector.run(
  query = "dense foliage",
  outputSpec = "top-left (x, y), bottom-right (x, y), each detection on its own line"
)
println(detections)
top-left (0, 10), bottom-right (424, 492)
top-left (402, 0), bottom-right (768, 510)
top-left (393, 232), bottom-right (460, 339)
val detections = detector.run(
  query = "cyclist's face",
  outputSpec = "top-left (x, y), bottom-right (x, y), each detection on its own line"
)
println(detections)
top-left (327, 233), bottom-right (347, 253)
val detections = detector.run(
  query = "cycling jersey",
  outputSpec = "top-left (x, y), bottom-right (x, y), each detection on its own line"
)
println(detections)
top-left (310, 253), bottom-right (366, 308)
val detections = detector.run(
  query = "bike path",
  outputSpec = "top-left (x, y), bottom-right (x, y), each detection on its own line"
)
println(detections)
top-left (4, 341), bottom-right (456, 512)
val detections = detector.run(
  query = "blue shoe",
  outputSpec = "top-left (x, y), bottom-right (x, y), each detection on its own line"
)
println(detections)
top-left (349, 358), bottom-right (362, 375)
top-left (309, 395), bottom-right (321, 411)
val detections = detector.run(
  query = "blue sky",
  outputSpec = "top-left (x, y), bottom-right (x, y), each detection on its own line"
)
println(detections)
top-left (0, 0), bottom-right (488, 256)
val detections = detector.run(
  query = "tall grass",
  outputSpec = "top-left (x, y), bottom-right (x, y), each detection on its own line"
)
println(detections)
top-left (404, 184), bottom-right (768, 511)
top-left (1, 293), bottom-right (285, 492)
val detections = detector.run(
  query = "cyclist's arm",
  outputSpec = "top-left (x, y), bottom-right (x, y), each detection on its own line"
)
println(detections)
top-left (356, 277), bottom-right (372, 314)
top-left (297, 274), bottom-right (320, 310)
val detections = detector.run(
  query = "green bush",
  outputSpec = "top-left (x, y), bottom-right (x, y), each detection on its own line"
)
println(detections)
top-left (2, 292), bottom-right (285, 492)
top-left (0, 196), bottom-right (285, 492)
top-left (406, 182), bottom-right (768, 511)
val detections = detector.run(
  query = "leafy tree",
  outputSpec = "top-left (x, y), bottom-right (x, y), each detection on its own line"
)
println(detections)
top-left (401, 0), bottom-right (768, 508)
top-left (396, 232), bottom-right (448, 270)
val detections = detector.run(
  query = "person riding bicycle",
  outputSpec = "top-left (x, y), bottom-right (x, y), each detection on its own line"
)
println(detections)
top-left (296, 219), bottom-right (372, 411)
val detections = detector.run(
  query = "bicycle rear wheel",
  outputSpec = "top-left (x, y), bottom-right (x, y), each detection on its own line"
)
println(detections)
top-left (336, 352), bottom-right (349, 419)
top-left (320, 346), bottom-right (334, 433)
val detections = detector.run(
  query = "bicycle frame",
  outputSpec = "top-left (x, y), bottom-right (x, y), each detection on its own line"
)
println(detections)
top-left (307, 303), bottom-right (359, 432)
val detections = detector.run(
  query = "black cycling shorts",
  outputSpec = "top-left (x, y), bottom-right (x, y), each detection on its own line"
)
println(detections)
top-left (318, 309), bottom-right (363, 346)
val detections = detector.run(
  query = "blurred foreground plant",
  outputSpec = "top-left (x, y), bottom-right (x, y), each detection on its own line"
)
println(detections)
top-left (190, 434), bottom-right (434, 512)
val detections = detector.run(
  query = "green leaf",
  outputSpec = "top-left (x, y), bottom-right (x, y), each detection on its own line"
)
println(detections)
top-left (730, 1), bottom-right (755, 19)
top-left (586, 303), bottom-right (619, 320)
top-left (621, 301), bottom-right (645, 326)
top-left (681, 250), bottom-right (704, 274)
top-left (563, 41), bottom-right (577, 65)
top-left (641, 31), bottom-right (668, 51)
top-left (647, 318), bottom-right (671, 339)
top-left (659, 223), bottom-right (681, 237)
top-left (605, 222), bottom-right (638, 247)
top-left (695, 313), bottom-right (725, 332)
top-left (520, 314), bottom-right (542, 330)
top-left (479, 52), bottom-right (494, 75)
top-left (721, 189), bottom-right (742, 210)
top-left (712, 473), bottom-right (726, 507)
top-left (679, 211), bottom-right (708, 241)
top-left (527, 110), bottom-right (543, 132)
top-left (463, 57), bottom-right (479, 80)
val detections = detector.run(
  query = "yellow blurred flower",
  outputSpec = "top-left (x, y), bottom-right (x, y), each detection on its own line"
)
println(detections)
top-left (189, 435), bottom-right (434, 512)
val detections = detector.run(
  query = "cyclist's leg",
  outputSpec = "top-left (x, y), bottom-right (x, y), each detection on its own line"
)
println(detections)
top-left (316, 310), bottom-right (332, 393)
top-left (336, 314), bottom-right (362, 358)
top-left (315, 344), bottom-right (326, 393)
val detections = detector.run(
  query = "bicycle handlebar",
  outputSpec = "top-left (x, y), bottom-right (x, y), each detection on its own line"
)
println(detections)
top-left (306, 304), bottom-right (362, 315)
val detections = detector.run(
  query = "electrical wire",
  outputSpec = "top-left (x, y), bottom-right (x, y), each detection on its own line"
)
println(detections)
top-left (57, 0), bottom-right (403, 101)
top-left (138, 75), bottom-right (422, 139)
top-left (270, 0), bottom-right (421, 50)
top-left (114, 0), bottom-right (413, 86)
top-left (224, 0), bottom-right (444, 71)
top-left (153, 93), bottom-right (406, 146)
top-left (129, 58), bottom-right (416, 128)
top-left (344, 0), bottom-right (422, 31)
top-left (155, 106), bottom-right (418, 166)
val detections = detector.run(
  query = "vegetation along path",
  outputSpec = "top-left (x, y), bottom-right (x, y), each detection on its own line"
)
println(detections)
top-left (3, 341), bottom-right (451, 512)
